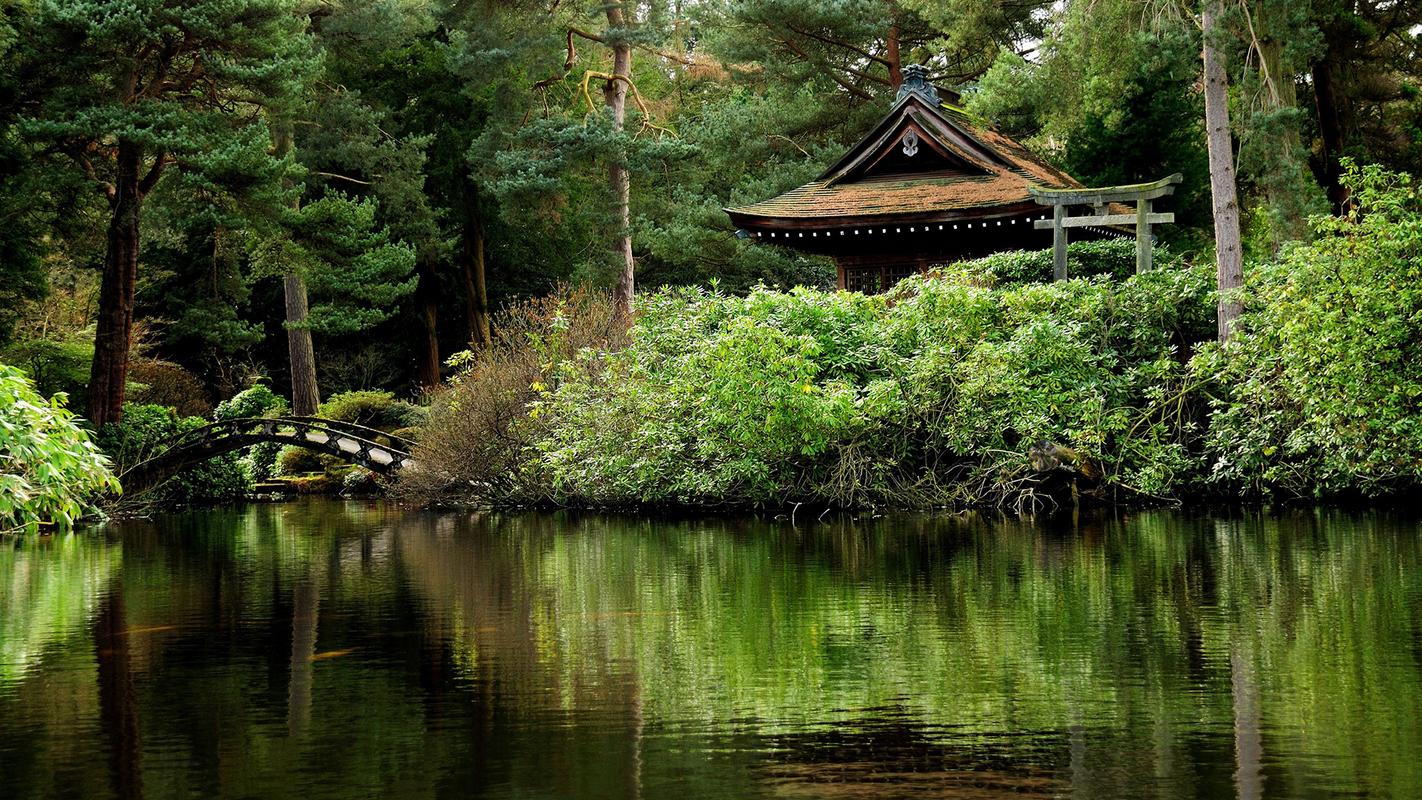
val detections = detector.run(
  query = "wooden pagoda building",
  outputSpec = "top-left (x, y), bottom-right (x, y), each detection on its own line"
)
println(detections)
top-left (726, 65), bottom-right (1122, 292)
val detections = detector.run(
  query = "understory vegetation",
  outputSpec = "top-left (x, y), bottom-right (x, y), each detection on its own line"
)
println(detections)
top-left (1, 366), bottom-right (117, 533)
top-left (401, 169), bottom-right (1422, 510)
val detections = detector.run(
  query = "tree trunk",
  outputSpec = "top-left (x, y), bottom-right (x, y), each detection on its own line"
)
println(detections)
top-left (415, 260), bottom-right (442, 390)
top-left (88, 142), bottom-right (143, 427)
top-left (886, 19), bottom-right (903, 89)
top-left (1311, 48), bottom-right (1348, 213)
top-left (273, 121), bottom-right (320, 415)
top-left (284, 274), bottom-right (320, 415)
top-left (1203, 0), bottom-right (1244, 343)
top-left (462, 195), bottom-right (491, 348)
top-left (604, 6), bottom-right (636, 318)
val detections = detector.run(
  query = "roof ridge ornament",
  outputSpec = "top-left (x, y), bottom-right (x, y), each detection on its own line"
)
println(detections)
top-left (895, 64), bottom-right (939, 105)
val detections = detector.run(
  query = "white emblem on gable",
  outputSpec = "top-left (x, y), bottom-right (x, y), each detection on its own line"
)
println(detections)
top-left (901, 129), bottom-right (919, 157)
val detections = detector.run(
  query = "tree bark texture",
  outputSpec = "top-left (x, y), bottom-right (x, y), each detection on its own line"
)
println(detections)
top-left (1203, 1), bottom-right (1244, 343)
top-left (283, 274), bottom-right (321, 416)
top-left (886, 18), bottom-right (903, 89)
top-left (88, 143), bottom-right (144, 427)
top-left (273, 121), bottom-right (321, 415)
top-left (415, 260), bottom-right (442, 391)
top-left (604, 5), bottom-right (636, 318)
top-left (462, 196), bottom-right (492, 348)
top-left (1311, 48), bottom-right (1348, 213)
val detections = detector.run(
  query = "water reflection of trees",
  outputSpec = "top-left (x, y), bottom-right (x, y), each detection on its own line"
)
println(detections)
top-left (394, 509), bottom-right (1422, 799)
top-left (1, 533), bottom-right (122, 684)
top-left (3, 504), bottom-right (1421, 799)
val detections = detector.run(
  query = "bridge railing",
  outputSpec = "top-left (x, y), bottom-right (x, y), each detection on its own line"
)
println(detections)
top-left (119, 415), bottom-right (418, 495)
top-left (162, 416), bottom-right (416, 454)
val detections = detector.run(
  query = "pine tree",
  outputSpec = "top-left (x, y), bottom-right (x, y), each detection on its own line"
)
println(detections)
top-left (19, 0), bottom-right (314, 425)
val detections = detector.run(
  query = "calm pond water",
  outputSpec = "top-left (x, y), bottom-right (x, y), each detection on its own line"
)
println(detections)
top-left (2, 500), bottom-right (1421, 799)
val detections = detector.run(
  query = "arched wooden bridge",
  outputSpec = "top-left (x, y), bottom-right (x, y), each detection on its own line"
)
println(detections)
top-left (119, 416), bottom-right (415, 494)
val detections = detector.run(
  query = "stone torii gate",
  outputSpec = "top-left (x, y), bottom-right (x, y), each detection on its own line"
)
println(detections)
top-left (1029, 173), bottom-right (1183, 280)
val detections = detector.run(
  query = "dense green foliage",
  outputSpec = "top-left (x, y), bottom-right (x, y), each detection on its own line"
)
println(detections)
top-left (318, 390), bottom-right (426, 430)
top-left (97, 405), bottom-right (252, 505)
top-left (967, 238), bottom-right (1169, 285)
top-left (1198, 164), bottom-right (1422, 496)
top-left (9, 0), bottom-right (1409, 407)
top-left (0, 366), bottom-right (118, 533)
top-left (405, 251), bottom-right (1215, 509)
top-left (213, 384), bottom-right (289, 422)
top-left (1, 0), bottom-right (1420, 509)
top-left (407, 168), bottom-right (1422, 509)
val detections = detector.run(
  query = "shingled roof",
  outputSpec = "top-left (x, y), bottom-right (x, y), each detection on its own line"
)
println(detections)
top-left (726, 68), bottom-right (1085, 231)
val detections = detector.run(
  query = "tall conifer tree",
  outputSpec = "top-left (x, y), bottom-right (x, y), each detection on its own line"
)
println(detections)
top-left (20, 0), bottom-right (314, 425)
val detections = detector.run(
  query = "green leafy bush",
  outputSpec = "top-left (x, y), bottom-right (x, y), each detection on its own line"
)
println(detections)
top-left (956, 238), bottom-right (1170, 285)
top-left (214, 384), bottom-right (288, 421)
top-left (0, 365), bottom-right (119, 533)
top-left (275, 445), bottom-right (330, 476)
top-left (1196, 163), bottom-right (1422, 497)
top-left (537, 287), bottom-right (868, 504)
top-left (97, 405), bottom-right (251, 504)
top-left (318, 390), bottom-right (425, 429)
top-left (1, 331), bottom-right (94, 412)
top-left (214, 384), bottom-right (289, 482)
top-left (403, 270), bottom-right (1214, 509)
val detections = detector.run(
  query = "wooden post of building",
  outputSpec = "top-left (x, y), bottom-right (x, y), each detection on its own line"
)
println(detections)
top-left (1053, 204), bottom-right (1068, 282)
top-left (1136, 198), bottom-right (1153, 274)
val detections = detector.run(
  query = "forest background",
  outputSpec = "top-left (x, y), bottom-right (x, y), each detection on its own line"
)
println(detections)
top-left (5, 0), bottom-right (1417, 418)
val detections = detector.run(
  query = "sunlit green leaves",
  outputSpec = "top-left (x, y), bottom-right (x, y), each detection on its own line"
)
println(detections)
top-left (527, 263), bottom-right (1214, 507)
top-left (1197, 163), bottom-right (1422, 496)
top-left (0, 365), bottom-right (118, 533)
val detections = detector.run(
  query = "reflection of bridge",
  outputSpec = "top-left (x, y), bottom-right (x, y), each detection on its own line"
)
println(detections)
top-left (120, 416), bottom-right (415, 494)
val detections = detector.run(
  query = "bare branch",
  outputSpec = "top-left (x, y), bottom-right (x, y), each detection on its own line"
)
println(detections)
top-left (767, 134), bottom-right (810, 157)
top-left (579, 70), bottom-right (676, 137)
top-left (311, 170), bottom-right (375, 186)
top-left (783, 23), bottom-right (892, 67)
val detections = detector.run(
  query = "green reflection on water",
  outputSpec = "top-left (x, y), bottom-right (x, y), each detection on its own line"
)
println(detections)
top-left (1, 501), bottom-right (1420, 800)
top-left (1, 533), bottom-right (122, 685)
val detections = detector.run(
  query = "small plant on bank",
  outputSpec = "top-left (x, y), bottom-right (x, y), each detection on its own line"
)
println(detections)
top-left (1, 365), bottom-right (119, 533)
